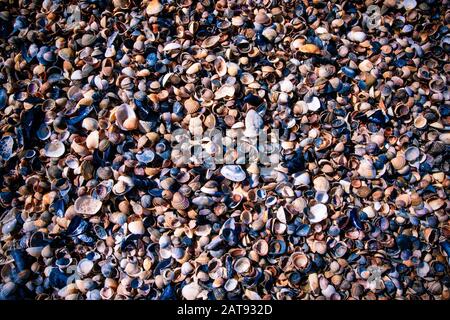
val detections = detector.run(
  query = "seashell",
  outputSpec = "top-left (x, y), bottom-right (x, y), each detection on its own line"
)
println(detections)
top-left (347, 30), bottom-right (367, 42)
top-left (293, 172), bottom-right (311, 186)
top-left (77, 259), bottom-right (94, 276)
top-left (44, 140), bottom-right (65, 158)
top-left (37, 124), bottom-right (52, 141)
top-left (306, 96), bottom-right (321, 111)
top-left (186, 62), bottom-right (201, 75)
top-left (82, 118), bottom-right (98, 131)
top-left (202, 35), bottom-right (220, 48)
top-left (171, 192), bottom-right (189, 210)
top-left (115, 104), bottom-right (138, 131)
top-left (74, 195), bottom-right (102, 215)
top-left (181, 282), bottom-right (201, 300)
top-left (391, 155), bottom-right (406, 170)
top-left (215, 84), bottom-right (235, 99)
top-left (291, 252), bottom-right (309, 270)
top-left (403, 0), bottom-right (417, 10)
top-left (128, 218), bottom-right (145, 235)
top-left (214, 56), bottom-right (228, 77)
top-left (146, 0), bottom-right (163, 15)
top-left (234, 257), bottom-right (251, 274)
top-left (86, 131), bottom-right (99, 149)
top-left (136, 149), bottom-right (155, 164)
top-left (299, 44), bottom-right (321, 54)
top-left (405, 147), bottom-right (420, 162)
top-left (279, 79), bottom-right (294, 93)
top-left (220, 165), bottom-right (246, 182)
top-left (184, 97), bottom-right (200, 114)
top-left (358, 60), bottom-right (373, 72)
top-left (112, 176), bottom-right (134, 196)
top-left (414, 115), bottom-right (427, 129)
top-left (357, 159), bottom-right (376, 179)
top-left (309, 204), bottom-right (328, 223)
top-left (244, 109), bottom-right (263, 137)
top-left (313, 176), bottom-right (330, 192)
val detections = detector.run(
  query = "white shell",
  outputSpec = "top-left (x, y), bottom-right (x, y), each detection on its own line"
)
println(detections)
top-left (181, 282), bottom-right (201, 300)
top-left (347, 31), bottom-right (367, 42)
top-left (128, 219), bottom-right (145, 235)
top-left (306, 96), bottom-right (321, 111)
top-left (244, 109), bottom-right (263, 137)
top-left (44, 140), bottom-right (65, 158)
top-left (309, 203), bottom-right (328, 223)
top-left (220, 165), bottom-right (246, 182)
top-left (74, 195), bottom-right (102, 215)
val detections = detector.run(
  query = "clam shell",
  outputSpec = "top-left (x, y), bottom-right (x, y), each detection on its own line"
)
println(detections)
top-left (313, 176), bottom-right (330, 192)
top-left (44, 140), bottom-right (65, 158)
top-left (128, 219), bottom-right (145, 235)
top-left (184, 97), bottom-right (200, 114)
top-left (214, 56), bottom-right (227, 77)
top-left (74, 195), bottom-right (102, 215)
top-left (202, 35), bottom-right (220, 48)
top-left (291, 252), bottom-right (309, 270)
top-left (171, 192), bottom-right (189, 210)
top-left (357, 159), bottom-right (376, 179)
top-left (391, 155), bottom-right (406, 169)
top-left (220, 165), bottom-right (246, 182)
top-left (86, 130), bottom-right (99, 149)
top-left (77, 259), bottom-right (94, 276)
top-left (244, 109), bottom-right (263, 137)
top-left (181, 282), bottom-right (201, 300)
top-left (405, 146), bottom-right (420, 162)
top-left (299, 44), bottom-right (321, 54)
top-left (146, 0), bottom-right (163, 15)
top-left (115, 104), bottom-right (138, 131)
top-left (234, 257), bottom-right (251, 274)
top-left (347, 30), bottom-right (367, 42)
top-left (309, 203), bottom-right (328, 223)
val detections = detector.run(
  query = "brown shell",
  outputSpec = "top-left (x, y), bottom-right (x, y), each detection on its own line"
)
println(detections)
top-left (184, 97), bottom-right (200, 114)
top-left (171, 192), bottom-right (190, 210)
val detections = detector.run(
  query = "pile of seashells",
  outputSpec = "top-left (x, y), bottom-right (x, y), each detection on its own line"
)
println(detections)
top-left (0, 0), bottom-right (449, 300)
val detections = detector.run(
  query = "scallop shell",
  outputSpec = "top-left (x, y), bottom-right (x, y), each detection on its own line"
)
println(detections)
top-left (309, 203), bottom-right (328, 223)
top-left (184, 97), bottom-right (200, 114)
top-left (171, 192), bottom-right (189, 210)
top-left (74, 195), bottom-right (102, 215)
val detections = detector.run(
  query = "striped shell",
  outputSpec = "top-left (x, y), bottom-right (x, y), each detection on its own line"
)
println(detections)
top-left (171, 192), bottom-right (189, 210)
top-left (184, 97), bottom-right (200, 114)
